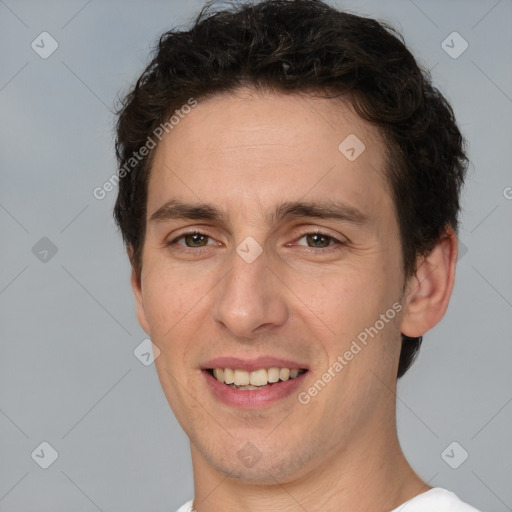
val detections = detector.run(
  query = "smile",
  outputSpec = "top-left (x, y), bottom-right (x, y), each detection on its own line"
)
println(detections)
top-left (209, 367), bottom-right (307, 390)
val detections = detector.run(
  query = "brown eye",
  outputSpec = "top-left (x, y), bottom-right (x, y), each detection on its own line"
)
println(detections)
top-left (292, 230), bottom-right (346, 254)
top-left (305, 233), bottom-right (332, 248)
top-left (165, 230), bottom-right (216, 250)
top-left (183, 233), bottom-right (209, 247)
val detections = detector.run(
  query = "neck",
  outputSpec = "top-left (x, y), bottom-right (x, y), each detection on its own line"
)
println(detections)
top-left (190, 413), bottom-right (429, 512)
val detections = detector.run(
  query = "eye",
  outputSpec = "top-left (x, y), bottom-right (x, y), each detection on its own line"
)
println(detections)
top-left (164, 229), bottom-right (345, 255)
top-left (292, 230), bottom-right (345, 253)
top-left (165, 230), bottom-right (218, 250)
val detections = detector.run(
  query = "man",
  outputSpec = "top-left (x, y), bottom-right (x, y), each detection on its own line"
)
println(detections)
top-left (113, 1), bottom-right (481, 510)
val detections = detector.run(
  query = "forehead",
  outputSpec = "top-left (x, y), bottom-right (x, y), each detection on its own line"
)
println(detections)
top-left (147, 89), bottom-right (394, 228)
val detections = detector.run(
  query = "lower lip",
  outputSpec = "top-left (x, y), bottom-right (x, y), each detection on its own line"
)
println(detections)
top-left (202, 370), bottom-right (308, 409)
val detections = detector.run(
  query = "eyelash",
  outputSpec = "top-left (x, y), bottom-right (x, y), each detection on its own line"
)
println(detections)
top-left (165, 229), bottom-right (345, 255)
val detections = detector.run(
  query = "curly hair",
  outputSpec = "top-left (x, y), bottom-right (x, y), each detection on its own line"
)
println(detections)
top-left (113, 0), bottom-right (468, 378)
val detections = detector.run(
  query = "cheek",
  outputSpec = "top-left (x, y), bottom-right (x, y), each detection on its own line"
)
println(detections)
top-left (293, 263), bottom-right (398, 350)
top-left (141, 272), bottom-right (192, 338)
top-left (141, 263), bottom-right (212, 366)
top-left (141, 252), bottom-right (198, 326)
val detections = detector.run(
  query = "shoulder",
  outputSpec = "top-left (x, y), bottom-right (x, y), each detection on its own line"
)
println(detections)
top-left (175, 500), bottom-right (194, 512)
top-left (392, 487), bottom-right (483, 512)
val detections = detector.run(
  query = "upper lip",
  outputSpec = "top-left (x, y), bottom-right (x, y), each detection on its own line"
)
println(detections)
top-left (201, 356), bottom-right (308, 372)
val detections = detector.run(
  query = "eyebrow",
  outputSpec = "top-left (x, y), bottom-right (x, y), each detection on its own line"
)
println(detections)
top-left (149, 199), bottom-right (369, 227)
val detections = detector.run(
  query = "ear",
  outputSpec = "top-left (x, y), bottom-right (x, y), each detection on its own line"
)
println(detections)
top-left (400, 226), bottom-right (458, 338)
top-left (128, 246), bottom-right (151, 335)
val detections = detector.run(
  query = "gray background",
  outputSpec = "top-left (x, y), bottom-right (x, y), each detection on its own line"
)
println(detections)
top-left (0, 0), bottom-right (511, 510)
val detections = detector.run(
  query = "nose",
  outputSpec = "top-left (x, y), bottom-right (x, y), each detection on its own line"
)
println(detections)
top-left (212, 244), bottom-right (289, 339)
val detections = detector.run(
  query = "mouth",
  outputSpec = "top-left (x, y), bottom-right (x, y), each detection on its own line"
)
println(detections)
top-left (200, 358), bottom-right (310, 408)
top-left (205, 367), bottom-right (308, 390)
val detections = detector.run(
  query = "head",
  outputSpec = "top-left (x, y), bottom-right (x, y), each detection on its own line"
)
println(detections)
top-left (113, 0), bottom-right (467, 485)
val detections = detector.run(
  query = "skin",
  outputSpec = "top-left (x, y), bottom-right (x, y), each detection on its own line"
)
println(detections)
top-left (129, 88), bottom-right (458, 511)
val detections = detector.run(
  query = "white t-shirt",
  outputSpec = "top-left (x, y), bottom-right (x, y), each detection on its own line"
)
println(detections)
top-left (175, 487), bottom-right (482, 512)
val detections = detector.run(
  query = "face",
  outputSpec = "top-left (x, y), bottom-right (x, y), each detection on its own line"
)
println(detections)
top-left (132, 89), bottom-right (409, 484)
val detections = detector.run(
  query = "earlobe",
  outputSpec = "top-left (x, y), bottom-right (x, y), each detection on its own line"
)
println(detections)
top-left (400, 226), bottom-right (458, 338)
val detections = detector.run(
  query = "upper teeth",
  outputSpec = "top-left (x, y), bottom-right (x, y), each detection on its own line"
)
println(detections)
top-left (212, 367), bottom-right (304, 386)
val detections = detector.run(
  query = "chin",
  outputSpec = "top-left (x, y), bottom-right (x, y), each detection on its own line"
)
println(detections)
top-left (197, 438), bottom-right (320, 485)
